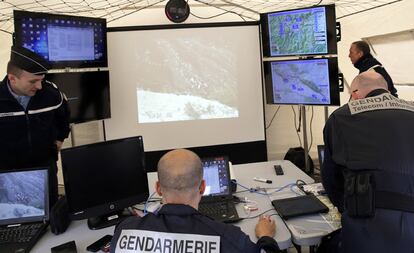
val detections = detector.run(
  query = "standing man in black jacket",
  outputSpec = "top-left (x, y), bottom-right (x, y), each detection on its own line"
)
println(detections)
top-left (349, 40), bottom-right (397, 97)
top-left (111, 149), bottom-right (281, 253)
top-left (0, 46), bottom-right (70, 208)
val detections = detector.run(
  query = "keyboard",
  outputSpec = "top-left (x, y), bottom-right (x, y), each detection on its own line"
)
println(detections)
top-left (0, 223), bottom-right (43, 244)
top-left (199, 202), bottom-right (229, 218)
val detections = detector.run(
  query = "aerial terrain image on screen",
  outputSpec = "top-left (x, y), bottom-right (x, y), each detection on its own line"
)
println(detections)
top-left (271, 60), bottom-right (330, 104)
top-left (268, 8), bottom-right (327, 56)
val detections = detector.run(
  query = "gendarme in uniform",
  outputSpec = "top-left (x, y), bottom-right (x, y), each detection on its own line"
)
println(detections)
top-left (0, 46), bottom-right (70, 207)
top-left (322, 90), bottom-right (414, 253)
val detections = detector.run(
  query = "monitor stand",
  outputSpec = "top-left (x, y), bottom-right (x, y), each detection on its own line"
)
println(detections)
top-left (87, 211), bottom-right (130, 230)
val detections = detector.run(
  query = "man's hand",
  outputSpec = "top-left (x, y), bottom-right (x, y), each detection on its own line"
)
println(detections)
top-left (55, 140), bottom-right (63, 151)
top-left (255, 215), bottom-right (276, 238)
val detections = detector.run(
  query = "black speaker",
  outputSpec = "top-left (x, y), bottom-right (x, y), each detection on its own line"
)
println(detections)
top-left (284, 147), bottom-right (314, 175)
top-left (165, 0), bottom-right (190, 23)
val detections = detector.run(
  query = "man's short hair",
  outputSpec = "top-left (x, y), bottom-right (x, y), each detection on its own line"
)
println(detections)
top-left (352, 41), bottom-right (371, 56)
top-left (157, 149), bottom-right (203, 192)
top-left (7, 61), bottom-right (23, 77)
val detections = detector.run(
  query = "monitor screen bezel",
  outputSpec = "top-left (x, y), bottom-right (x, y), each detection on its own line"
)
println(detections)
top-left (13, 10), bottom-right (108, 69)
top-left (263, 57), bottom-right (340, 106)
top-left (260, 4), bottom-right (337, 57)
top-left (61, 136), bottom-right (149, 221)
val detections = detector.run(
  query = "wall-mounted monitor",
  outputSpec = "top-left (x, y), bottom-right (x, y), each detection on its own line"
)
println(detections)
top-left (13, 10), bottom-right (108, 68)
top-left (46, 70), bottom-right (111, 123)
top-left (61, 136), bottom-right (148, 229)
top-left (264, 58), bottom-right (340, 106)
top-left (260, 5), bottom-right (337, 57)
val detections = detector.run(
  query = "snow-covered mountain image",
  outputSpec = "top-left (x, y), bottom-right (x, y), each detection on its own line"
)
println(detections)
top-left (134, 35), bottom-right (239, 123)
top-left (137, 89), bottom-right (239, 123)
top-left (0, 170), bottom-right (46, 220)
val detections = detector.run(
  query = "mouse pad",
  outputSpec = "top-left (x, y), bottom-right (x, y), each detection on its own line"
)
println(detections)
top-left (272, 194), bottom-right (329, 220)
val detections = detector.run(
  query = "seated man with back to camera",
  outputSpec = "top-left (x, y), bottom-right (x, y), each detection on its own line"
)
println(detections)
top-left (110, 149), bottom-right (281, 253)
top-left (322, 71), bottom-right (414, 253)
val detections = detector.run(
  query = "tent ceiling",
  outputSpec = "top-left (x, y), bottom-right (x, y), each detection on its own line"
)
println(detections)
top-left (0, 0), bottom-right (402, 34)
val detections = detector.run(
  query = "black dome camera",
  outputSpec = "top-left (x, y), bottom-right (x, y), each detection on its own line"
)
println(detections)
top-left (165, 0), bottom-right (190, 23)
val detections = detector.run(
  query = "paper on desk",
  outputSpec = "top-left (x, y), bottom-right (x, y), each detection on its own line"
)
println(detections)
top-left (318, 196), bottom-right (341, 231)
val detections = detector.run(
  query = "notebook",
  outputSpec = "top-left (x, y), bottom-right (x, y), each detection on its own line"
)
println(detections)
top-left (271, 194), bottom-right (329, 220)
top-left (0, 167), bottom-right (50, 253)
top-left (198, 156), bottom-right (240, 223)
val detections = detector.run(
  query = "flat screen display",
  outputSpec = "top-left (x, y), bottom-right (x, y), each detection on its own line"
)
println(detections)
top-left (264, 58), bottom-right (340, 105)
top-left (260, 5), bottom-right (337, 57)
top-left (46, 71), bottom-right (111, 124)
top-left (13, 10), bottom-right (107, 68)
top-left (61, 136), bottom-right (149, 221)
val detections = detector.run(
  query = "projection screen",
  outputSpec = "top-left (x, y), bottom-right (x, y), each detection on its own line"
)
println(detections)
top-left (105, 23), bottom-right (265, 152)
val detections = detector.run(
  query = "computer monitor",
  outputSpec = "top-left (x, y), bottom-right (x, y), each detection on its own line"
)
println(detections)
top-left (13, 10), bottom-right (108, 68)
top-left (263, 57), bottom-right (340, 106)
top-left (45, 70), bottom-right (111, 124)
top-left (61, 136), bottom-right (148, 229)
top-left (260, 4), bottom-right (337, 57)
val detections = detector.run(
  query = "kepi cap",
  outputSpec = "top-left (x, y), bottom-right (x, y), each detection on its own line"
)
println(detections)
top-left (9, 45), bottom-right (51, 75)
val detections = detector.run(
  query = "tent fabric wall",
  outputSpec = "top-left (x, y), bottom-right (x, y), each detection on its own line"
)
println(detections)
top-left (364, 30), bottom-right (414, 85)
top-left (0, 0), bottom-right (413, 162)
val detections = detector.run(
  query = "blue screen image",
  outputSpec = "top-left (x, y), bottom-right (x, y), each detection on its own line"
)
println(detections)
top-left (267, 6), bottom-right (328, 56)
top-left (270, 59), bottom-right (331, 105)
top-left (17, 16), bottom-right (105, 63)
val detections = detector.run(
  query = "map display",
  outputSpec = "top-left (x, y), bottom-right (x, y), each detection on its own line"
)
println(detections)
top-left (270, 59), bottom-right (331, 105)
top-left (268, 7), bottom-right (328, 56)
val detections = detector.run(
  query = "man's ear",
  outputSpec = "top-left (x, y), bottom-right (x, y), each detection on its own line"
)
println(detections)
top-left (8, 74), bottom-right (17, 84)
top-left (155, 181), bottom-right (162, 196)
top-left (199, 180), bottom-right (206, 195)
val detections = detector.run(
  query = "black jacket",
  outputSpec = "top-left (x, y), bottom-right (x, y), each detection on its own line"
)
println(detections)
top-left (354, 54), bottom-right (398, 97)
top-left (110, 204), bottom-right (280, 253)
top-left (0, 76), bottom-right (70, 169)
top-left (322, 90), bottom-right (414, 253)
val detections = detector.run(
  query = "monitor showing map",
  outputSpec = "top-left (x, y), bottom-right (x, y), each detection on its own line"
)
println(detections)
top-left (260, 5), bottom-right (337, 57)
top-left (264, 58), bottom-right (340, 105)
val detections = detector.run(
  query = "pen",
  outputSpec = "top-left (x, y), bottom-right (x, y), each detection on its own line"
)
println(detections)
top-left (253, 177), bottom-right (272, 184)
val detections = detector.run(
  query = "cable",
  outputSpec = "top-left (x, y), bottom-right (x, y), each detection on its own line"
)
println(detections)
top-left (235, 181), bottom-right (298, 196)
top-left (235, 181), bottom-right (269, 196)
top-left (265, 105), bottom-right (281, 129)
top-left (190, 10), bottom-right (244, 20)
top-left (192, 0), bottom-right (248, 21)
top-left (144, 191), bottom-right (157, 214)
top-left (308, 106), bottom-right (314, 152)
top-left (240, 208), bottom-right (275, 220)
top-left (291, 106), bottom-right (302, 147)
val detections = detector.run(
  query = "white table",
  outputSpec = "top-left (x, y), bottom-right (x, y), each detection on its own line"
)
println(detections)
top-left (232, 160), bottom-right (337, 246)
top-left (32, 160), bottom-right (334, 252)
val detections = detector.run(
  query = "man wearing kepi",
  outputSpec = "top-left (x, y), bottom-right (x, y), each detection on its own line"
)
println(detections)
top-left (322, 71), bottom-right (414, 253)
top-left (0, 45), bottom-right (70, 208)
top-left (111, 149), bottom-right (281, 253)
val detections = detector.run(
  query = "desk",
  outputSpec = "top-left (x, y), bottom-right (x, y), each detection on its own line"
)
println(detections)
top-left (232, 161), bottom-right (338, 247)
top-left (32, 160), bottom-right (331, 252)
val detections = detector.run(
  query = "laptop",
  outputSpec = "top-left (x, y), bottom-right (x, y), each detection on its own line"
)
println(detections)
top-left (0, 167), bottom-right (50, 253)
top-left (317, 145), bottom-right (325, 168)
top-left (198, 156), bottom-right (240, 223)
top-left (271, 194), bottom-right (329, 220)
